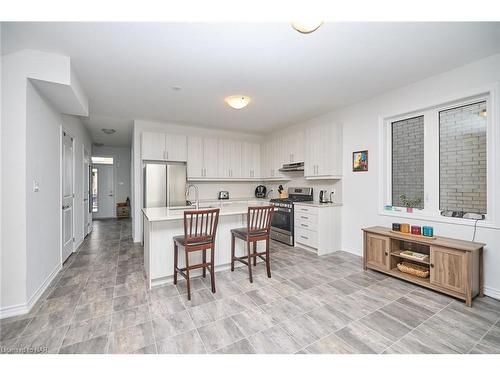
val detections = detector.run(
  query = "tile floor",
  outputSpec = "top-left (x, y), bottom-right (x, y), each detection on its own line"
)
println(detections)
top-left (1, 219), bottom-right (500, 354)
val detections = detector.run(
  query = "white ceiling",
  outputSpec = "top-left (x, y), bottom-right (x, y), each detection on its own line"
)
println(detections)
top-left (3, 22), bottom-right (500, 147)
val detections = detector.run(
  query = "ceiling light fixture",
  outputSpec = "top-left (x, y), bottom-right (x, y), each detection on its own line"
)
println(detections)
top-left (291, 21), bottom-right (323, 34)
top-left (93, 142), bottom-right (104, 147)
top-left (101, 128), bottom-right (116, 135)
top-left (225, 95), bottom-right (251, 110)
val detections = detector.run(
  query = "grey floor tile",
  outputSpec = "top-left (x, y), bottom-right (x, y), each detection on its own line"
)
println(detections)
top-left (112, 291), bottom-right (148, 312)
top-left (111, 303), bottom-right (150, 331)
top-left (345, 272), bottom-right (379, 288)
top-left (152, 310), bottom-right (195, 340)
top-left (335, 321), bottom-right (392, 354)
top-left (78, 287), bottom-right (114, 306)
top-left (280, 313), bottom-right (328, 347)
top-left (73, 300), bottom-right (113, 323)
top-left (306, 333), bottom-right (357, 354)
top-left (327, 278), bottom-right (362, 295)
top-left (384, 332), bottom-right (460, 354)
top-left (149, 295), bottom-right (186, 319)
top-left (157, 329), bottom-right (206, 354)
top-left (182, 289), bottom-right (216, 308)
top-left (197, 317), bottom-right (245, 352)
top-left (231, 307), bottom-right (276, 337)
top-left (132, 344), bottom-right (157, 354)
top-left (359, 310), bottom-right (412, 341)
top-left (305, 303), bottom-right (353, 332)
top-left (176, 277), bottom-right (208, 295)
top-left (188, 301), bottom-right (228, 328)
top-left (108, 322), bottom-right (155, 354)
top-left (0, 317), bottom-right (32, 341)
top-left (62, 315), bottom-right (111, 347)
top-left (380, 301), bottom-right (432, 328)
top-left (22, 308), bottom-right (74, 336)
top-left (245, 286), bottom-right (281, 306)
top-left (37, 293), bottom-right (81, 315)
top-left (288, 275), bottom-right (317, 291)
top-left (15, 325), bottom-right (68, 353)
top-left (248, 325), bottom-right (301, 354)
top-left (215, 338), bottom-right (256, 354)
top-left (59, 334), bottom-right (109, 354)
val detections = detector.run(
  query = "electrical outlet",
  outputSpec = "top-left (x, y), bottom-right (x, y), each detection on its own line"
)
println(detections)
top-left (33, 180), bottom-right (39, 192)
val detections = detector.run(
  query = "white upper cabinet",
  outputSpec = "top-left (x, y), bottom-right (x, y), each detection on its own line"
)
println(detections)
top-left (304, 122), bottom-right (342, 179)
top-left (284, 131), bottom-right (305, 163)
top-left (241, 142), bottom-right (260, 179)
top-left (261, 138), bottom-right (286, 179)
top-left (218, 140), bottom-right (242, 179)
top-left (187, 137), bottom-right (219, 179)
top-left (141, 132), bottom-right (187, 161)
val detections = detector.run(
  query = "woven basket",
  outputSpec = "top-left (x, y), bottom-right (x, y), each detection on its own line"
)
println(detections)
top-left (397, 261), bottom-right (430, 278)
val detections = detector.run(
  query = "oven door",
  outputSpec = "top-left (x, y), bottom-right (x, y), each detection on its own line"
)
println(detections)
top-left (271, 206), bottom-right (293, 235)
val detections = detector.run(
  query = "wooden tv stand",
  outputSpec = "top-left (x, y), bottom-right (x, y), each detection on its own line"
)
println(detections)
top-left (362, 226), bottom-right (484, 307)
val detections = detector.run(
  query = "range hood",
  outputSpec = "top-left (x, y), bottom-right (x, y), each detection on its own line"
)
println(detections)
top-left (279, 162), bottom-right (304, 172)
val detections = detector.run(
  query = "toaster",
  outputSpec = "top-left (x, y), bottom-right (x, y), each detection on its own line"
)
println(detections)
top-left (218, 191), bottom-right (229, 200)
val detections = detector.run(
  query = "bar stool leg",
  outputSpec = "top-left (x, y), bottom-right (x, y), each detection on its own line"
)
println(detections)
top-left (265, 238), bottom-right (271, 278)
top-left (247, 240), bottom-right (253, 283)
top-left (173, 242), bottom-right (178, 285)
top-left (253, 241), bottom-right (257, 266)
top-left (231, 233), bottom-right (235, 272)
top-left (185, 250), bottom-right (191, 300)
top-left (202, 249), bottom-right (207, 278)
top-left (210, 246), bottom-right (216, 293)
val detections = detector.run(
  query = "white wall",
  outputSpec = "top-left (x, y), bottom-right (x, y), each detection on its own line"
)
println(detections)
top-left (132, 119), bottom-right (263, 242)
top-left (1, 50), bottom-right (89, 317)
top-left (92, 145), bottom-right (132, 205)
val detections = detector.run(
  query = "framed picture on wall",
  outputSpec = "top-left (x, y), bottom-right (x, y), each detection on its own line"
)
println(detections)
top-left (353, 150), bottom-right (368, 172)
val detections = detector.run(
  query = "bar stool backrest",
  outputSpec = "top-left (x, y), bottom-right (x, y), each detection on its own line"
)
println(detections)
top-left (183, 208), bottom-right (220, 244)
top-left (247, 205), bottom-right (274, 237)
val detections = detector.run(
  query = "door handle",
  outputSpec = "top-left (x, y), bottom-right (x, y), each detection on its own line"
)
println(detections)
top-left (62, 205), bottom-right (70, 210)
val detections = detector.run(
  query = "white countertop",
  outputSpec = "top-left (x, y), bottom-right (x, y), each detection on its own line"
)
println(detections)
top-left (142, 201), bottom-right (270, 222)
top-left (294, 201), bottom-right (343, 208)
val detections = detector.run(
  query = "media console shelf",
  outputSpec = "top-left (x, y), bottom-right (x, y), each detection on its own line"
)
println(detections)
top-left (362, 226), bottom-right (484, 307)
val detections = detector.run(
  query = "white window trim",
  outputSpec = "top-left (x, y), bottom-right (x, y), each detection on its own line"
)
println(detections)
top-left (378, 83), bottom-right (500, 229)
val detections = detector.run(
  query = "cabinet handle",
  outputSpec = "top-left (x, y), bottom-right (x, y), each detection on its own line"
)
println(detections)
top-left (430, 263), bottom-right (434, 268)
top-left (301, 224), bottom-right (309, 228)
top-left (300, 216), bottom-right (308, 219)
top-left (300, 235), bottom-right (308, 239)
top-left (385, 251), bottom-right (388, 256)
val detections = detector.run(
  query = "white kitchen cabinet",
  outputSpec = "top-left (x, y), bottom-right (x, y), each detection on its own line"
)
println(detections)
top-left (294, 204), bottom-right (341, 255)
top-left (241, 142), bottom-right (260, 179)
top-left (141, 132), bottom-right (187, 162)
top-left (261, 137), bottom-right (286, 179)
top-left (284, 131), bottom-right (305, 163)
top-left (304, 122), bottom-right (342, 179)
top-left (187, 136), bottom-right (218, 179)
top-left (218, 139), bottom-right (242, 179)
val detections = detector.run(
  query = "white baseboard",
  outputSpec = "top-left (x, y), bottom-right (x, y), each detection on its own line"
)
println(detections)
top-left (484, 286), bottom-right (500, 301)
top-left (0, 263), bottom-right (62, 319)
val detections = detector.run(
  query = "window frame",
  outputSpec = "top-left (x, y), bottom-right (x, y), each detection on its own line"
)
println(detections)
top-left (378, 84), bottom-right (499, 229)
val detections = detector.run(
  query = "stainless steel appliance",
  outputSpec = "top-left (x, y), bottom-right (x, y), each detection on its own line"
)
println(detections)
top-left (143, 162), bottom-right (187, 208)
top-left (319, 190), bottom-right (330, 203)
top-left (279, 162), bottom-right (304, 172)
top-left (269, 187), bottom-right (313, 246)
top-left (218, 191), bottom-right (229, 200)
top-left (255, 185), bottom-right (267, 198)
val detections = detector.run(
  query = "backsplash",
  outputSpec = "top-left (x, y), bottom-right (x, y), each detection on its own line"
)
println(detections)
top-left (190, 174), bottom-right (342, 203)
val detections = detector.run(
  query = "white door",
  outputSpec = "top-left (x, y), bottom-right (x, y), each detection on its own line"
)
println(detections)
top-left (83, 147), bottom-right (90, 236)
top-left (94, 164), bottom-right (115, 218)
top-left (62, 131), bottom-right (74, 262)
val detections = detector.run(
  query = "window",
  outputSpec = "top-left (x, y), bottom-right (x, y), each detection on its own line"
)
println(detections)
top-left (391, 116), bottom-right (424, 209)
top-left (439, 101), bottom-right (487, 214)
top-left (91, 156), bottom-right (114, 165)
top-left (382, 93), bottom-right (492, 222)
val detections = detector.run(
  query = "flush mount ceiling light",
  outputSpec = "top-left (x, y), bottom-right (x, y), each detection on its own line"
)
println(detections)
top-left (101, 128), bottom-right (116, 135)
top-left (225, 95), bottom-right (251, 110)
top-left (291, 21), bottom-right (323, 34)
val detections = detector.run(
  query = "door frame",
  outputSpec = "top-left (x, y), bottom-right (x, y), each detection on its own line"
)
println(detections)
top-left (60, 126), bottom-right (76, 264)
top-left (92, 158), bottom-right (116, 219)
top-left (83, 145), bottom-right (91, 237)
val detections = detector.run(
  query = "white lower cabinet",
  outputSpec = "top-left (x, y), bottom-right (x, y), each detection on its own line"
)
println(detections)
top-left (294, 204), bottom-right (341, 255)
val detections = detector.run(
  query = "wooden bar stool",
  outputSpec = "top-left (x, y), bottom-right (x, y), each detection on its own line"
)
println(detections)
top-left (230, 206), bottom-right (274, 283)
top-left (173, 208), bottom-right (220, 300)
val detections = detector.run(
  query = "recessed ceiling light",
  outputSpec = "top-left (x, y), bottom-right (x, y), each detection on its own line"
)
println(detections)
top-left (291, 21), bottom-right (323, 34)
top-left (171, 85), bottom-right (182, 91)
top-left (101, 128), bottom-right (116, 135)
top-left (225, 95), bottom-right (251, 110)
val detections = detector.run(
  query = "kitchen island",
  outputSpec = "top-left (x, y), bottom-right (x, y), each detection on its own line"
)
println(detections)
top-left (142, 201), bottom-right (269, 288)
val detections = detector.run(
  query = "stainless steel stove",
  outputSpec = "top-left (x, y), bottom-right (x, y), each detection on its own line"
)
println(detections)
top-left (269, 187), bottom-right (313, 246)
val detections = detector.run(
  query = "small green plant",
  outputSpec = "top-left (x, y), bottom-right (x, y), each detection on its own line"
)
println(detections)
top-left (399, 194), bottom-right (422, 208)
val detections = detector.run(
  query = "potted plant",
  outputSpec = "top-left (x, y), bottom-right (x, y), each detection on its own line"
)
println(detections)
top-left (399, 194), bottom-right (422, 213)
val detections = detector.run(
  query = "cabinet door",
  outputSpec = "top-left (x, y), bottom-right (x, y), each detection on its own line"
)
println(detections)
top-left (230, 141), bottom-right (242, 178)
top-left (218, 139), bottom-right (232, 178)
top-left (242, 142), bottom-right (259, 178)
top-left (304, 126), bottom-right (320, 176)
top-left (272, 136), bottom-right (285, 178)
top-left (203, 138), bottom-right (219, 178)
top-left (187, 136), bottom-right (204, 178)
top-left (365, 233), bottom-right (390, 270)
top-left (430, 246), bottom-right (466, 293)
top-left (165, 134), bottom-right (187, 161)
top-left (251, 142), bottom-right (260, 178)
top-left (141, 132), bottom-right (166, 160)
top-left (286, 131), bottom-right (304, 163)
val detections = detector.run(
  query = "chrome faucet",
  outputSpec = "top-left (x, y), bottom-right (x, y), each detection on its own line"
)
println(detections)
top-left (186, 184), bottom-right (200, 209)
top-left (266, 189), bottom-right (274, 198)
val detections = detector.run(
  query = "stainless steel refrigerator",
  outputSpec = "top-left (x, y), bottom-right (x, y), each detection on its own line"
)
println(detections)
top-left (143, 162), bottom-right (187, 208)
